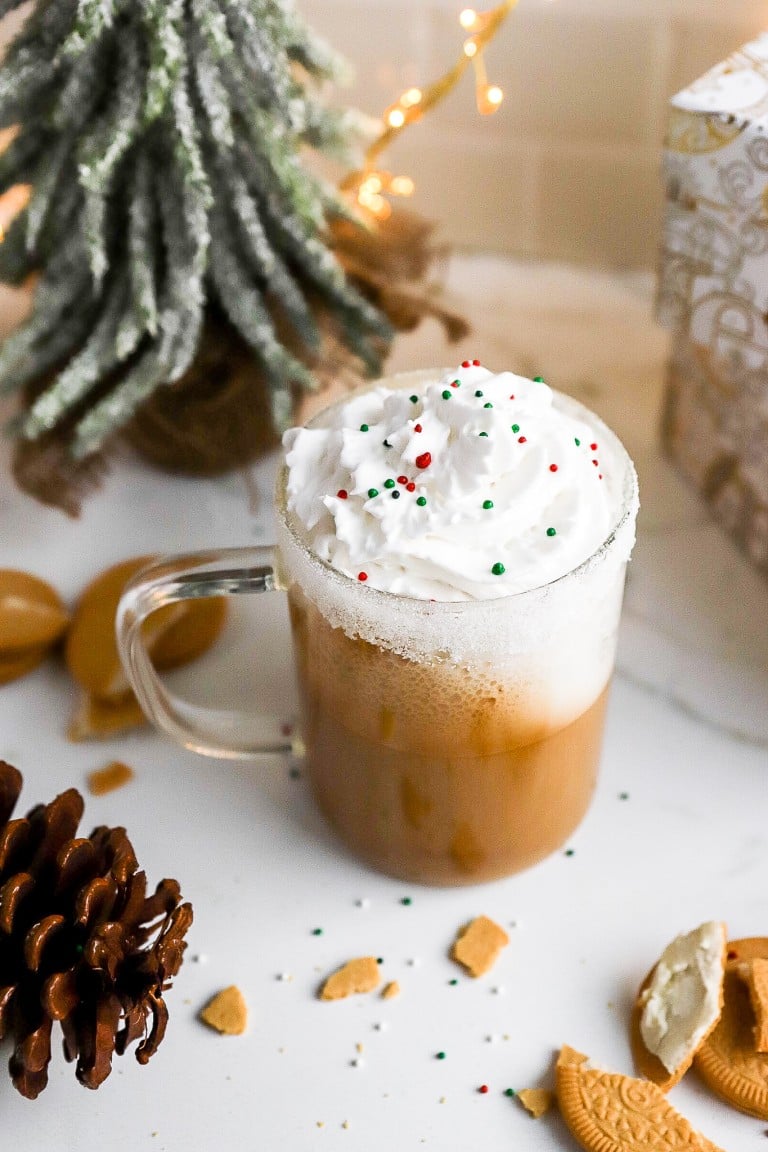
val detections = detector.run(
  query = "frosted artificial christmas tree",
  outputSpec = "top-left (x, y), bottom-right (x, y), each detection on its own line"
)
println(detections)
top-left (0, 0), bottom-right (406, 508)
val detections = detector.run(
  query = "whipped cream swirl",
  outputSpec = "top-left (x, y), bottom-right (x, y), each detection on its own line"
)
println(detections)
top-left (283, 365), bottom-right (620, 601)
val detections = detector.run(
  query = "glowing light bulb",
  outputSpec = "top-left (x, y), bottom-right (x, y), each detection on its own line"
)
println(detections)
top-left (477, 82), bottom-right (505, 115)
top-left (463, 38), bottom-right (478, 58)
top-left (459, 8), bottom-right (478, 28)
top-left (389, 175), bottom-right (415, 197)
top-left (387, 108), bottom-right (406, 128)
top-left (401, 87), bottom-right (423, 107)
top-left (487, 85), bottom-right (504, 106)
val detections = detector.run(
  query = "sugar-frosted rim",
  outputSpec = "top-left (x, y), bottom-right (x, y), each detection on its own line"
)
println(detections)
top-left (277, 369), bottom-right (639, 610)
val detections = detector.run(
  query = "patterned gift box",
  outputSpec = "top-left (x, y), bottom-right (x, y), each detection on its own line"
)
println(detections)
top-left (658, 34), bottom-right (768, 575)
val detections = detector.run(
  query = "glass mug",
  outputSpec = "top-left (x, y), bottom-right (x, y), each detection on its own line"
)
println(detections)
top-left (116, 371), bottom-right (638, 886)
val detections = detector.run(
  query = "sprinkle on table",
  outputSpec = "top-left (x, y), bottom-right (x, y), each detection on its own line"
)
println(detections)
top-left (416, 496), bottom-right (427, 506)
top-left (448, 978), bottom-right (458, 986)
top-left (518, 435), bottom-right (527, 443)
top-left (479, 1084), bottom-right (489, 1094)
top-left (491, 562), bottom-right (505, 575)
top-left (505, 1088), bottom-right (516, 1098)
top-left (414, 423), bottom-right (422, 432)
top-left (619, 791), bottom-right (630, 801)
top-left (534, 375), bottom-right (545, 383)
top-left (312, 928), bottom-right (323, 936)
top-left (482, 500), bottom-right (494, 510)
top-left (546, 527), bottom-right (557, 537)
top-left (436, 1051), bottom-right (446, 1060)
top-left (401, 897), bottom-right (413, 906)
top-left (441, 390), bottom-right (452, 400)
top-left (549, 464), bottom-right (559, 472)
top-left (483, 402), bottom-right (493, 409)
top-left (574, 437), bottom-right (581, 446)
top-left (511, 423), bottom-right (519, 433)
top-left (564, 848), bottom-right (575, 857)
top-left (360, 423), bottom-right (369, 431)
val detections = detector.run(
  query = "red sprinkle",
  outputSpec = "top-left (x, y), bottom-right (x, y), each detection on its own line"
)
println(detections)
top-left (461, 360), bottom-right (471, 368)
top-left (337, 489), bottom-right (348, 499)
top-left (415, 452), bottom-right (432, 470)
top-left (414, 423), bottom-right (422, 433)
top-left (592, 459), bottom-right (599, 466)
top-left (473, 359), bottom-right (481, 366)
top-left (451, 380), bottom-right (460, 388)
top-left (397, 475), bottom-right (408, 485)
top-left (357, 572), bottom-right (368, 582)
top-left (406, 482), bottom-right (416, 492)
top-left (479, 1085), bottom-right (489, 1094)
top-left (590, 443), bottom-right (598, 451)
top-left (518, 436), bottom-right (527, 444)
top-left (549, 464), bottom-right (558, 472)
top-left (598, 474), bottom-right (603, 479)
top-left (509, 394), bottom-right (515, 400)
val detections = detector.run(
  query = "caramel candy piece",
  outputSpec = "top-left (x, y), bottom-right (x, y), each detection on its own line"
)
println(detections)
top-left (451, 915), bottom-right (509, 977)
top-left (65, 556), bottom-right (227, 701)
top-left (67, 693), bottom-right (147, 741)
top-left (695, 937), bottom-right (768, 1119)
top-left (516, 1088), bottom-right (553, 1118)
top-left (200, 986), bottom-right (248, 1035)
top-left (0, 570), bottom-right (69, 655)
top-left (320, 957), bottom-right (380, 1001)
top-left (556, 1045), bottom-right (723, 1152)
top-left (86, 761), bottom-right (135, 796)
top-left (0, 646), bottom-right (48, 686)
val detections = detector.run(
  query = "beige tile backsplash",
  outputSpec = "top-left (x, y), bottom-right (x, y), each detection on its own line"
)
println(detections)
top-left (298, 0), bottom-right (768, 268)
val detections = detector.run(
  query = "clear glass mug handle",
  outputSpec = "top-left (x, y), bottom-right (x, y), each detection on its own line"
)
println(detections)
top-left (115, 548), bottom-right (294, 759)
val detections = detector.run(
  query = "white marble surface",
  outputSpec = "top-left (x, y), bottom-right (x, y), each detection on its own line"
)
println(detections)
top-left (0, 256), bottom-right (766, 1150)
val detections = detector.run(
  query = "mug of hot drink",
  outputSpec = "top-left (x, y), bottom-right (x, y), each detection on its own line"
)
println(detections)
top-left (117, 365), bottom-right (638, 886)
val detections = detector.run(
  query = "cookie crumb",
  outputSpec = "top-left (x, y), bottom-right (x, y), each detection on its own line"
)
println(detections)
top-left (320, 957), bottom-right (380, 1001)
top-left (382, 981), bottom-right (400, 1000)
top-left (199, 986), bottom-right (247, 1035)
top-left (341, 1120), bottom-right (350, 1130)
top-left (517, 1088), bottom-right (553, 1118)
top-left (86, 760), bottom-right (135, 795)
top-left (451, 916), bottom-right (509, 977)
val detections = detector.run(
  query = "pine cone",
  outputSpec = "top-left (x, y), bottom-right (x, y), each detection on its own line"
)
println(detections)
top-left (0, 761), bottom-right (193, 1098)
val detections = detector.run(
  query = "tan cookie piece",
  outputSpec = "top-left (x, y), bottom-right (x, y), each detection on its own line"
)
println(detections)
top-left (736, 955), bottom-right (768, 1052)
top-left (200, 986), bottom-right (248, 1035)
top-left (451, 915), bottom-right (509, 977)
top-left (86, 760), bottom-right (135, 796)
top-left (65, 556), bottom-right (227, 700)
top-left (516, 1088), bottom-right (553, 1118)
top-left (556, 1045), bottom-right (723, 1152)
top-left (0, 646), bottom-right (49, 686)
top-left (67, 692), bottom-right (148, 741)
top-left (0, 570), bottom-right (69, 655)
top-left (630, 921), bottom-right (726, 1091)
top-left (694, 937), bottom-right (768, 1119)
top-left (320, 957), bottom-right (380, 1001)
top-left (381, 981), bottom-right (400, 1000)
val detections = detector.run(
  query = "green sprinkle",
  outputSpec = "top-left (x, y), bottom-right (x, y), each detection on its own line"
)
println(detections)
top-left (511, 424), bottom-right (520, 433)
top-left (368, 488), bottom-right (379, 499)
top-left (401, 897), bottom-right (412, 905)
top-left (491, 562), bottom-right (505, 576)
top-left (574, 437), bottom-right (581, 446)
top-left (546, 527), bottom-right (557, 537)
top-left (377, 957), bottom-right (384, 964)
top-left (452, 379), bottom-right (461, 387)
top-left (478, 432), bottom-right (488, 437)
top-left (619, 791), bottom-right (630, 801)
top-left (483, 402), bottom-right (493, 409)
top-left (384, 478), bottom-right (395, 489)
top-left (441, 390), bottom-right (452, 400)
top-left (482, 500), bottom-right (494, 510)
top-left (534, 375), bottom-right (545, 383)
top-left (564, 848), bottom-right (575, 857)
top-left (360, 423), bottom-right (369, 432)
top-left (436, 1051), bottom-right (446, 1060)
top-left (312, 927), bottom-right (323, 936)
top-left (504, 1088), bottom-right (516, 1098)
top-left (416, 496), bottom-right (427, 506)
top-left (448, 979), bottom-right (458, 986)
top-left (74, 944), bottom-right (84, 956)
top-left (474, 390), bottom-right (483, 397)
top-left (409, 395), bottom-right (419, 404)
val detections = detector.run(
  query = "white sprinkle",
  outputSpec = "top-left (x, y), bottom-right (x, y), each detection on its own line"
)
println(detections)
top-left (406, 957), bottom-right (421, 967)
top-left (509, 919), bottom-right (522, 929)
top-left (491, 985), bottom-right (506, 995)
top-left (350, 1057), bottom-right (365, 1068)
top-left (355, 898), bottom-right (371, 909)
top-left (342, 1120), bottom-right (350, 1130)
top-left (277, 972), bottom-right (293, 982)
top-left (485, 1034), bottom-right (497, 1043)
top-left (439, 1096), bottom-right (446, 1104)
top-left (191, 953), bottom-right (208, 964)
top-left (373, 1021), bottom-right (388, 1032)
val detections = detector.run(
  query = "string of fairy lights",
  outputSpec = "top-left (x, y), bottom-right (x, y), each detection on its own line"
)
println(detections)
top-left (342, 1), bottom-right (519, 220)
